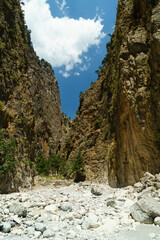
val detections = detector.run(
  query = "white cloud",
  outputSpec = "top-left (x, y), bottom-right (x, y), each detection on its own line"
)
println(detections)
top-left (55, 0), bottom-right (68, 11)
top-left (80, 64), bottom-right (90, 72)
top-left (59, 70), bottom-right (70, 78)
top-left (62, 72), bottom-right (70, 78)
top-left (74, 72), bottom-right (80, 76)
top-left (23, 0), bottom-right (106, 72)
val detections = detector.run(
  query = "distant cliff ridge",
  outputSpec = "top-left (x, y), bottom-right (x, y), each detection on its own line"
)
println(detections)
top-left (63, 0), bottom-right (160, 187)
top-left (0, 0), bottom-right (63, 193)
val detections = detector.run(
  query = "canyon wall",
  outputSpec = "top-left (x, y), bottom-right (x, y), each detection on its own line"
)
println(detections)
top-left (0, 0), bottom-right (63, 192)
top-left (63, 0), bottom-right (160, 187)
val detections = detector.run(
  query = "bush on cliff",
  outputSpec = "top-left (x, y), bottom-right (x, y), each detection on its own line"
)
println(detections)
top-left (0, 129), bottom-right (16, 176)
top-left (72, 152), bottom-right (86, 182)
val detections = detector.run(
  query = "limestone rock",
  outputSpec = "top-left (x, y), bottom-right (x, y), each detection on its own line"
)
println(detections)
top-left (12, 216), bottom-right (22, 225)
top-left (106, 200), bottom-right (116, 208)
top-left (131, 196), bottom-right (160, 223)
top-left (3, 208), bottom-right (9, 215)
top-left (91, 186), bottom-right (103, 196)
top-left (134, 182), bottom-right (144, 192)
top-left (9, 203), bottom-right (27, 217)
top-left (66, 230), bottom-right (76, 239)
top-left (59, 202), bottom-right (72, 212)
top-left (35, 223), bottom-right (46, 233)
top-left (28, 227), bottom-right (35, 236)
top-left (154, 217), bottom-right (160, 226)
top-left (34, 231), bottom-right (42, 238)
top-left (130, 202), bottom-right (153, 224)
top-left (43, 229), bottom-right (55, 238)
top-left (137, 187), bottom-right (155, 200)
top-left (44, 204), bottom-right (57, 214)
top-left (82, 213), bottom-right (100, 230)
top-left (152, 3), bottom-right (160, 29)
top-left (128, 27), bottom-right (147, 55)
top-left (2, 223), bottom-right (11, 233)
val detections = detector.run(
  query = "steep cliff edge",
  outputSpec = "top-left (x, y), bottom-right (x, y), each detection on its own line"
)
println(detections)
top-left (63, 0), bottom-right (160, 186)
top-left (0, 0), bottom-right (63, 193)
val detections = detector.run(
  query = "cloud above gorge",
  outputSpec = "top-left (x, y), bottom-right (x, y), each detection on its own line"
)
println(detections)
top-left (22, 0), bottom-right (106, 72)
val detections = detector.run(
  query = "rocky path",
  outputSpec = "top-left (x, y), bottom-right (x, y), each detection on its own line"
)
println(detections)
top-left (0, 173), bottom-right (160, 240)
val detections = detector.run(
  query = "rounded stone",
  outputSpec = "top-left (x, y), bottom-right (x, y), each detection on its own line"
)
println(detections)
top-left (34, 231), bottom-right (41, 238)
top-left (3, 222), bottom-right (11, 233)
top-left (36, 217), bottom-right (44, 223)
top-left (154, 217), bottom-right (160, 226)
top-left (4, 208), bottom-right (9, 215)
top-left (35, 223), bottom-right (46, 233)
top-left (28, 227), bottom-right (35, 236)
top-left (9, 203), bottom-right (27, 217)
top-left (66, 230), bottom-right (76, 239)
top-left (59, 202), bottom-right (72, 212)
top-left (25, 221), bottom-right (33, 227)
top-left (43, 229), bottom-right (55, 238)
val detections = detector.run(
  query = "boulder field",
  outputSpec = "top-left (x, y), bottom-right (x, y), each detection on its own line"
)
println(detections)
top-left (0, 172), bottom-right (160, 240)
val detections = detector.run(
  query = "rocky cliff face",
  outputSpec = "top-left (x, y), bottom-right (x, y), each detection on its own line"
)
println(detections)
top-left (63, 0), bottom-right (160, 187)
top-left (0, 0), bottom-right (63, 193)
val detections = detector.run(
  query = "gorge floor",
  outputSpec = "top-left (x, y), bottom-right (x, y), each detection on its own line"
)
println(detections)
top-left (0, 175), bottom-right (160, 240)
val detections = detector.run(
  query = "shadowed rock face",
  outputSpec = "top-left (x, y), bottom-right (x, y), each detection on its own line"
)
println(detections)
top-left (63, 0), bottom-right (160, 187)
top-left (0, 0), bottom-right (63, 193)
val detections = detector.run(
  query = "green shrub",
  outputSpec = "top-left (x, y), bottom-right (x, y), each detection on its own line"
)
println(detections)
top-left (76, 110), bottom-right (80, 115)
top-left (0, 101), bottom-right (3, 111)
top-left (49, 154), bottom-right (72, 177)
top-left (35, 153), bottom-right (71, 177)
top-left (25, 26), bottom-right (32, 47)
top-left (104, 129), bottom-right (109, 140)
top-left (59, 159), bottom-right (72, 177)
top-left (0, 129), bottom-right (16, 175)
top-left (35, 154), bottom-right (49, 176)
top-left (71, 152), bottom-right (85, 182)
top-left (8, 28), bottom-right (15, 38)
top-left (101, 41), bottom-right (112, 66)
top-left (35, 151), bottom-right (86, 181)
top-left (48, 153), bottom-right (62, 174)
top-left (94, 118), bottom-right (103, 130)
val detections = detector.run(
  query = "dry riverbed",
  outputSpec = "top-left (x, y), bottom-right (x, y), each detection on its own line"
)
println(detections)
top-left (0, 173), bottom-right (160, 240)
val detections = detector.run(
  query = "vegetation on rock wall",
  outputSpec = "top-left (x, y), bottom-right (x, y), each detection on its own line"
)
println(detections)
top-left (0, 129), bottom-right (16, 176)
top-left (35, 151), bottom-right (85, 182)
top-left (71, 152), bottom-right (86, 182)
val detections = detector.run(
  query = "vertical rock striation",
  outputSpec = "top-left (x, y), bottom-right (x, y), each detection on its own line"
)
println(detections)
top-left (0, 0), bottom-right (63, 192)
top-left (63, 0), bottom-right (160, 186)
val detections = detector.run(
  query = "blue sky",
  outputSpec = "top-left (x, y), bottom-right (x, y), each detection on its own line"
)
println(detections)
top-left (23, 0), bottom-right (118, 119)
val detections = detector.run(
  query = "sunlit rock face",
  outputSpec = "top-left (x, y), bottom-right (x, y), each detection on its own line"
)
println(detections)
top-left (63, 0), bottom-right (160, 187)
top-left (0, 0), bottom-right (63, 193)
